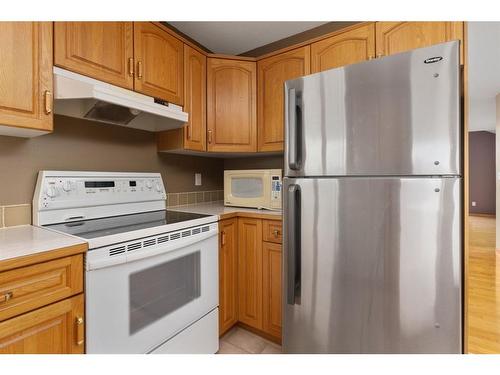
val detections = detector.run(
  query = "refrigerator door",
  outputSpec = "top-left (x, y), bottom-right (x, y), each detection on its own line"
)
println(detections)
top-left (285, 41), bottom-right (460, 177)
top-left (283, 176), bottom-right (462, 353)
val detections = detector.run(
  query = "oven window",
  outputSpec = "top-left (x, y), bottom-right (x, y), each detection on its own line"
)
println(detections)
top-left (231, 177), bottom-right (263, 198)
top-left (129, 251), bottom-right (201, 334)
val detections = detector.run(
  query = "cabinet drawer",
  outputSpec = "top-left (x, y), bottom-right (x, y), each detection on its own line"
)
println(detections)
top-left (0, 255), bottom-right (83, 322)
top-left (262, 220), bottom-right (282, 244)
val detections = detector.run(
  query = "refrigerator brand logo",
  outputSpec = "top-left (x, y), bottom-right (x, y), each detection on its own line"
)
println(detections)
top-left (424, 56), bottom-right (443, 64)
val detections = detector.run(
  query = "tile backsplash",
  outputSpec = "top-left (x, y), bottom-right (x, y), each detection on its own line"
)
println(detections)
top-left (0, 190), bottom-right (223, 228)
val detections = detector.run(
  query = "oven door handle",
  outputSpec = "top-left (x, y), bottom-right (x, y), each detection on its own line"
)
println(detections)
top-left (86, 229), bottom-right (218, 271)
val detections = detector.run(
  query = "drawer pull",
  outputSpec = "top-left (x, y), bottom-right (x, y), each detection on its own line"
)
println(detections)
top-left (75, 316), bottom-right (84, 345)
top-left (0, 291), bottom-right (13, 303)
top-left (273, 229), bottom-right (281, 237)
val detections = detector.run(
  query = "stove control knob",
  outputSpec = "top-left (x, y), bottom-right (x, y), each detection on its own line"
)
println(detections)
top-left (155, 181), bottom-right (162, 192)
top-left (146, 180), bottom-right (153, 189)
top-left (45, 186), bottom-right (57, 198)
top-left (62, 180), bottom-right (72, 192)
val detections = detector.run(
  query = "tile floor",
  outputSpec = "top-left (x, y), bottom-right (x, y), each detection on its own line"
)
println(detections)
top-left (218, 326), bottom-right (282, 354)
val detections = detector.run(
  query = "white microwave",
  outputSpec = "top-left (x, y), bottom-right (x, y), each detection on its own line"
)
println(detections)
top-left (224, 169), bottom-right (282, 210)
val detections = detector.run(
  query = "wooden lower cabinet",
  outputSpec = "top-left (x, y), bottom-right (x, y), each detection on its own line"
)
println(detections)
top-left (237, 218), bottom-right (263, 329)
top-left (219, 218), bottom-right (238, 336)
top-left (262, 241), bottom-right (282, 340)
top-left (218, 217), bottom-right (282, 341)
top-left (0, 294), bottom-right (84, 354)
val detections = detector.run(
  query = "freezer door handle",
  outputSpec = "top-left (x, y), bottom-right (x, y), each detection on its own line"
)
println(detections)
top-left (288, 88), bottom-right (302, 170)
top-left (287, 184), bottom-right (301, 305)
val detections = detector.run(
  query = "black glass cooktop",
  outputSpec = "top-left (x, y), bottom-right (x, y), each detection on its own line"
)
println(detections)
top-left (44, 210), bottom-right (211, 239)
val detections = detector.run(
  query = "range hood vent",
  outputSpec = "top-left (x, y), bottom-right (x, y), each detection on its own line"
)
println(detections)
top-left (53, 67), bottom-right (188, 132)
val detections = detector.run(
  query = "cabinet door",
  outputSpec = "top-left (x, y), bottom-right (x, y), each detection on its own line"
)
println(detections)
top-left (311, 23), bottom-right (375, 73)
top-left (207, 58), bottom-right (257, 152)
top-left (134, 22), bottom-right (184, 105)
top-left (375, 22), bottom-right (464, 64)
top-left (0, 294), bottom-right (84, 354)
top-left (183, 45), bottom-right (207, 151)
top-left (219, 218), bottom-right (238, 336)
top-left (262, 241), bottom-right (282, 341)
top-left (238, 218), bottom-right (263, 329)
top-left (0, 22), bottom-right (53, 134)
top-left (257, 46), bottom-right (310, 152)
top-left (54, 22), bottom-right (134, 89)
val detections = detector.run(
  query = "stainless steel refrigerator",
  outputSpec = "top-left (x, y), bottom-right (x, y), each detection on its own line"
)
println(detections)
top-left (283, 41), bottom-right (462, 354)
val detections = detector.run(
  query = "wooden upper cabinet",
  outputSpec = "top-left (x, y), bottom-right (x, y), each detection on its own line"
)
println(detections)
top-left (183, 45), bottom-right (207, 151)
top-left (219, 218), bottom-right (238, 336)
top-left (207, 58), bottom-right (257, 153)
top-left (133, 22), bottom-right (184, 105)
top-left (257, 46), bottom-right (310, 152)
top-left (311, 23), bottom-right (375, 73)
top-left (375, 22), bottom-right (464, 64)
top-left (0, 294), bottom-right (84, 354)
top-left (0, 22), bottom-right (53, 135)
top-left (238, 218), bottom-right (263, 330)
top-left (262, 241), bottom-right (282, 341)
top-left (54, 22), bottom-right (134, 89)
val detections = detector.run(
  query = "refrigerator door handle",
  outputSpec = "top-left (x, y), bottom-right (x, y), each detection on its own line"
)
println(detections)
top-left (288, 88), bottom-right (301, 170)
top-left (287, 183), bottom-right (301, 305)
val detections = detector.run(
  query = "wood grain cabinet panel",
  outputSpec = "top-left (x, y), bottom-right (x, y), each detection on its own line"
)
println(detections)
top-left (133, 22), bottom-right (184, 105)
top-left (219, 218), bottom-right (238, 336)
top-left (0, 22), bottom-right (53, 134)
top-left (54, 22), bottom-right (134, 89)
top-left (0, 294), bottom-right (84, 354)
top-left (311, 23), bottom-right (376, 73)
top-left (375, 22), bottom-right (464, 64)
top-left (237, 218), bottom-right (263, 329)
top-left (257, 46), bottom-right (310, 152)
top-left (0, 254), bottom-right (83, 322)
top-left (262, 220), bottom-right (283, 244)
top-left (207, 58), bottom-right (257, 152)
top-left (262, 241), bottom-right (282, 341)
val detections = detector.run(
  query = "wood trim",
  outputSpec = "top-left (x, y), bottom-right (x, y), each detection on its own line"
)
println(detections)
top-left (255, 22), bottom-right (372, 61)
top-left (237, 321), bottom-right (281, 345)
top-left (157, 128), bottom-right (185, 151)
top-left (206, 53), bottom-right (256, 62)
top-left (219, 211), bottom-right (282, 221)
top-left (463, 21), bottom-right (469, 354)
top-left (0, 243), bottom-right (87, 273)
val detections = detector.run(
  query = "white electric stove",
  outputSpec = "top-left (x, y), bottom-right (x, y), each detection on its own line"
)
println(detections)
top-left (33, 171), bottom-right (219, 354)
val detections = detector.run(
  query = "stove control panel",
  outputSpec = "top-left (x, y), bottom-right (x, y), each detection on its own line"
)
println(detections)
top-left (34, 172), bottom-right (167, 215)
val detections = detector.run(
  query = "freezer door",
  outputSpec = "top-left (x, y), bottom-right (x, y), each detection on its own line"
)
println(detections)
top-left (283, 177), bottom-right (462, 353)
top-left (285, 41), bottom-right (460, 177)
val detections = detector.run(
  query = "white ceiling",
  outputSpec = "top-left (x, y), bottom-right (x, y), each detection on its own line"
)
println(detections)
top-left (168, 21), bottom-right (328, 55)
top-left (468, 22), bottom-right (500, 133)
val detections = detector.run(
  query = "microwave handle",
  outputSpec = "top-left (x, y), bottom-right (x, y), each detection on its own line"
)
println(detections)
top-left (288, 88), bottom-right (301, 171)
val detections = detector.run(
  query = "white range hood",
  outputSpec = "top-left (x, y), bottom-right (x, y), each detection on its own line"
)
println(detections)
top-left (53, 67), bottom-right (188, 132)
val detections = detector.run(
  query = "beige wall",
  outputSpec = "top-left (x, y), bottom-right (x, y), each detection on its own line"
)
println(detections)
top-left (0, 115), bottom-right (223, 205)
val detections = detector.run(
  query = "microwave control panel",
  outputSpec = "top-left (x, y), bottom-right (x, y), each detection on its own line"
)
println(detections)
top-left (270, 175), bottom-right (282, 208)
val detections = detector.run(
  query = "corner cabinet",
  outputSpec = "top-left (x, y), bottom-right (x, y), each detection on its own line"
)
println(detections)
top-left (0, 22), bottom-right (53, 137)
top-left (54, 22), bottom-right (134, 90)
top-left (375, 22), bottom-right (464, 64)
top-left (311, 23), bottom-right (376, 73)
top-left (207, 58), bottom-right (257, 153)
top-left (257, 46), bottom-right (310, 152)
top-left (219, 218), bottom-right (238, 336)
top-left (133, 22), bottom-right (184, 105)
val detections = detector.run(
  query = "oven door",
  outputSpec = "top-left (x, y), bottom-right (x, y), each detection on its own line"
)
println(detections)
top-left (85, 224), bottom-right (218, 354)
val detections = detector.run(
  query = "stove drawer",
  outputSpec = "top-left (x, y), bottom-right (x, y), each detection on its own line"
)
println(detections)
top-left (0, 254), bottom-right (83, 322)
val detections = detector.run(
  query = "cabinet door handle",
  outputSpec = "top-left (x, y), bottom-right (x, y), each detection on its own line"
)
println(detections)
top-left (137, 60), bottom-right (143, 79)
top-left (208, 129), bottom-right (213, 144)
top-left (273, 229), bottom-right (280, 237)
top-left (0, 291), bottom-right (13, 303)
top-left (221, 231), bottom-right (226, 246)
top-left (75, 317), bottom-right (84, 346)
top-left (186, 124), bottom-right (191, 139)
top-left (128, 57), bottom-right (134, 76)
top-left (44, 90), bottom-right (52, 115)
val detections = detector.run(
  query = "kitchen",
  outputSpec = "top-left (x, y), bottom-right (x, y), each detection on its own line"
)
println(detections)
top-left (1, 1), bottom-right (499, 372)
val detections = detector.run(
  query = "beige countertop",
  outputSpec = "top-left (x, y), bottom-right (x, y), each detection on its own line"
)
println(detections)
top-left (0, 225), bottom-right (87, 267)
top-left (169, 201), bottom-right (282, 220)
